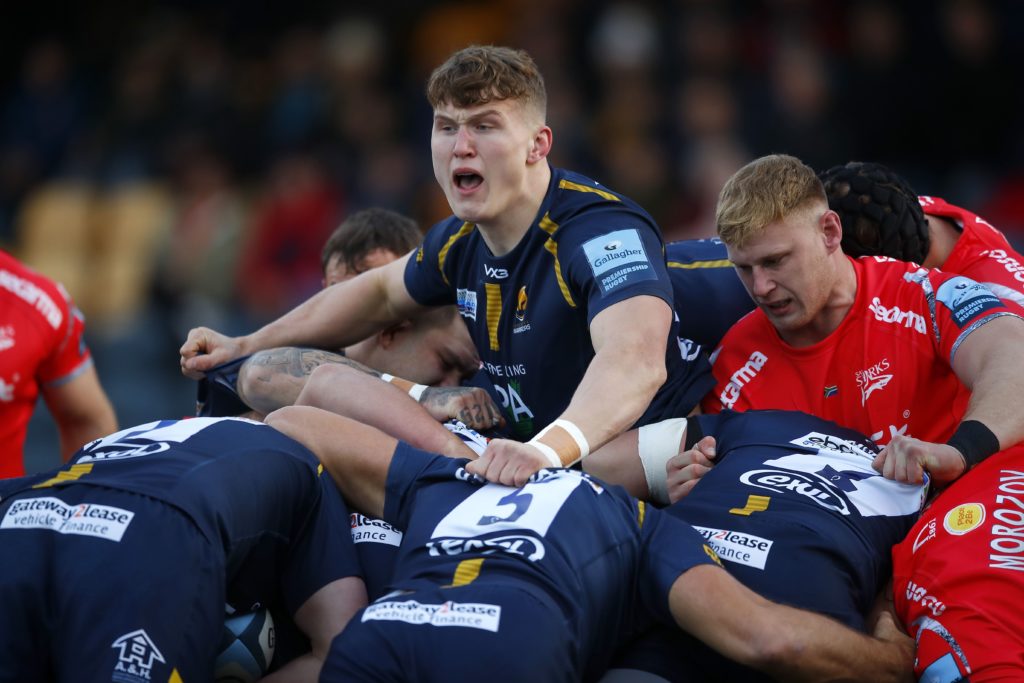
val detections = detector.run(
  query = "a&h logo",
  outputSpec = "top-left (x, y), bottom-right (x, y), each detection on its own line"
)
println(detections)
top-left (855, 358), bottom-right (892, 406)
top-left (111, 629), bottom-right (165, 682)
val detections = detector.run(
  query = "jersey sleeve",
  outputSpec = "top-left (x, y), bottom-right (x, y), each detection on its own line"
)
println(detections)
top-left (558, 206), bottom-right (674, 324)
top-left (37, 283), bottom-right (92, 386)
top-left (923, 269), bottom-right (1023, 363)
top-left (636, 505), bottom-right (722, 624)
top-left (403, 221), bottom-right (465, 308)
top-left (383, 441), bottom-right (471, 530)
top-left (280, 464), bottom-right (364, 616)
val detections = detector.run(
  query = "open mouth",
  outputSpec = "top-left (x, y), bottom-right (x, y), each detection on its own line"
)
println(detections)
top-left (454, 172), bottom-right (483, 191)
top-left (762, 299), bottom-right (791, 314)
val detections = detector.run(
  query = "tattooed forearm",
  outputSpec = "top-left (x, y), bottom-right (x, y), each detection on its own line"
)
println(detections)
top-left (237, 347), bottom-right (380, 413)
top-left (419, 386), bottom-right (506, 431)
top-left (245, 347), bottom-right (376, 380)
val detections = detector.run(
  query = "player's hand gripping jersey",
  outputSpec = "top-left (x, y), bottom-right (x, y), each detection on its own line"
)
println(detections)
top-left (920, 195), bottom-right (1024, 308)
top-left (610, 409), bottom-right (927, 683)
top-left (0, 251), bottom-right (94, 475)
top-left (703, 256), bottom-right (1020, 445)
top-left (673, 409), bottom-right (927, 628)
top-left (405, 167), bottom-right (713, 441)
top-left (892, 443), bottom-right (1024, 682)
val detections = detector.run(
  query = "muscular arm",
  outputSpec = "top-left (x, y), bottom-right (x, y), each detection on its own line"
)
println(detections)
top-left (877, 315), bottom-right (1024, 483)
top-left (468, 295), bottom-right (671, 486)
top-left (295, 364), bottom-right (476, 459)
top-left (585, 417), bottom-right (713, 504)
top-left (261, 577), bottom-right (368, 683)
top-left (951, 315), bottom-right (1024, 448)
top-left (671, 565), bottom-right (913, 683)
top-left (41, 364), bottom-right (117, 461)
top-left (265, 405), bottom-right (399, 519)
top-left (564, 295), bottom-right (671, 449)
top-left (181, 254), bottom-right (425, 377)
top-left (237, 347), bottom-right (383, 415)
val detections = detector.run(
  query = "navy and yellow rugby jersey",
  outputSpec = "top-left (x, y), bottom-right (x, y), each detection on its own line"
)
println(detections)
top-left (0, 417), bottom-right (361, 616)
top-left (381, 442), bottom-right (719, 677)
top-left (670, 409), bottom-right (927, 628)
top-left (405, 167), bottom-right (713, 440)
top-left (665, 238), bottom-right (754, 351)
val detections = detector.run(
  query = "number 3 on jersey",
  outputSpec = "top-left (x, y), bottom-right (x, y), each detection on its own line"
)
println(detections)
top-left (431, 473), bottom-right (581, 539)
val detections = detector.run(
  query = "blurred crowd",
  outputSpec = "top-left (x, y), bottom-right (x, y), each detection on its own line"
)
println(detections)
top-left (4, 0), bottom-right (1024, 468)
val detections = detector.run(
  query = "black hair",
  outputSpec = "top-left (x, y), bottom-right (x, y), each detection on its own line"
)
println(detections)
top-left (820, 161), bottom-right (930, 264)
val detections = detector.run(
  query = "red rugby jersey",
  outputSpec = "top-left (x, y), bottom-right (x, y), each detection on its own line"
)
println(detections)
top-left (920, 195), bottom-right (1024, 308)
top-left (0, 251), bottom-right (92, 476)
top-left (892, 445), bottom-right (1024, 680)
top-left (702, 256), bottom-right (1019, 445)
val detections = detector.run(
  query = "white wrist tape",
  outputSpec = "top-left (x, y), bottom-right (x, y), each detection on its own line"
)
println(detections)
top-left (529, 419), bottom-right (590, 468)
top-left (637, 418), bottom-right (688, 506)
top-left (380, 373), bottom-right (428, 401)
top-left (530, 441), bottom-right (563, 468)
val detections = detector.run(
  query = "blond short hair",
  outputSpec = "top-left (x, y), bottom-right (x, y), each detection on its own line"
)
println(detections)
top-left (426, 45), bottom-right (546, 121)
top-left (716, 154), bottom-right (826, 248)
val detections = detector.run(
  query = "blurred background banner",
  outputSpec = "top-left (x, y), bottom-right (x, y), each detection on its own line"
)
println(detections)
top-left (4, 0), bottom-right (1023, 471)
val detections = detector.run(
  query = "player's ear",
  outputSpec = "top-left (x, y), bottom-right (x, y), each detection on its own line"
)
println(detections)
top-left (527, 125), bottom-right (553, 164)
top-left (378, 321), bottom-right (413, 349)
top-left (821, 209), bottom-right (843, 254)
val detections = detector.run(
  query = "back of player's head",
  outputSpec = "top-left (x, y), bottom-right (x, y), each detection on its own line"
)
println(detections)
top-left (716, 154), bottom-right (826, 248)
top-left (320, 208), bottom-right (422, 277)
top-left (820, 161), bottom-right (930, 264)
top-left (426, 45), bottom-right (547, 121)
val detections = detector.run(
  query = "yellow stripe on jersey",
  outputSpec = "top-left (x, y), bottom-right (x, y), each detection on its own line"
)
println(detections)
top-left (667, 259), bottom-right (732, 270)
top-left (317, 463), bottom-right (324, 477)
top-left (729, 495), bottom-right (770, 516)
top-left (637, 499), bottom-right (647, 529)
top-left (538, 213), bottom-right (576, 308)
top-left (485, 283), bottom-right (502, 351)
top-left (32, 463), bottom-right (94, 489)
top-left (703, 545), bottom-right (723, 566)
top-left (168, 669), bottom-right (183, 683)
top-left (558, 179), bottom-right (621, 202)
top-left (449, 558), bottom-right (485, 587)
top-left (438, 222), bottom-right (476, 286)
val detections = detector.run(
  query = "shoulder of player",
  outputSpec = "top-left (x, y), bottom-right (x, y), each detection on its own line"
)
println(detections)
top-left (0, 260), bottom-right (75, 335)
top-left (546, 169), bottom-right (656, 230)
top-left (420, 215), bottom-right (479, 246)
top-left (665, 238), bottom-right (729, 266)
top-left (412, 217), bottom-right (482, 273)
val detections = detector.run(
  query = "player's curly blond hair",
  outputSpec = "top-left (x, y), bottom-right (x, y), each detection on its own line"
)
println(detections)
top-left (426, 45), bottom-right (547, 121)
top-left (716, 154), bottom-right (827, 248)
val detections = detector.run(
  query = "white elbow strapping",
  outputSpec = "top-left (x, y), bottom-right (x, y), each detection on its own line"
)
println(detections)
top-left (637, 418), bottom-right (688, 506)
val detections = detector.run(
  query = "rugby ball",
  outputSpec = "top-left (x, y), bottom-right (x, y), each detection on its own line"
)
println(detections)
top-left (214, 609), bottom-right (275, 682)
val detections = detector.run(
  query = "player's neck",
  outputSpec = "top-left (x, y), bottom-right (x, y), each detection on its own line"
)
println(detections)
top-left (924, 215), bottom-right (960, 269)
top-left (783, 256), bottom-right (858, 348)
top-left (477, 163), bottom-right (551, 256)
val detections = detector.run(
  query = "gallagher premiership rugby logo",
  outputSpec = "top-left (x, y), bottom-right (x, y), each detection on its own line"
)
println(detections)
top-left (583, 229), bottom-right (656, 294)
